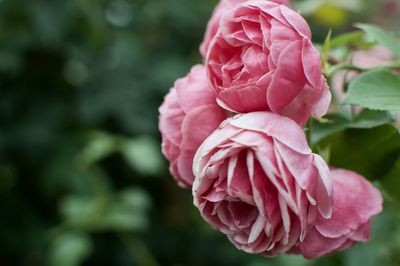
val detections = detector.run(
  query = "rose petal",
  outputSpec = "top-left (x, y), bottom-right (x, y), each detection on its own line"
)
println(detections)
top-left (267, 40), bottom-right (307, 112)
top-left (315, 169), bottom-right (382, 238)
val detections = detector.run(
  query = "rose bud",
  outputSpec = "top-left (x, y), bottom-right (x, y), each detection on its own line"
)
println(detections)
top-left (159, 65), bottom-right (227, 188)
top-left (205, 0), bottom-right (331, 125)
top-left (192, 112), bottom-right (332, 256)
top-left (297, 169), bottom-right (383, 258)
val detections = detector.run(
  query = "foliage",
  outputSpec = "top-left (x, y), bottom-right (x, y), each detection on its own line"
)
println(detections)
top-left (0, 0), bottom-right (400, 266)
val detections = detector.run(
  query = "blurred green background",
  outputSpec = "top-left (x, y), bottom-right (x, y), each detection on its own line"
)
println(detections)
top-left (1, 0), bottom-right (400, 265)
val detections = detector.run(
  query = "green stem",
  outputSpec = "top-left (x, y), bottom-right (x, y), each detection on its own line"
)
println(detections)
top-left (327, 61), bottom-right (400, 77)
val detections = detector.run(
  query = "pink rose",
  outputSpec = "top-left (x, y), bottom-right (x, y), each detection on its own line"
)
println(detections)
top-left (192, 112), bottom-right (332, 256)
top-left (297, 169), bottom-right (383, 258)
top-left (159, 65), bottom-right (228, 188)
top-left (205, 0), bottom-right (331, 125)
top-left (200, 0), bottom-right (290, 58)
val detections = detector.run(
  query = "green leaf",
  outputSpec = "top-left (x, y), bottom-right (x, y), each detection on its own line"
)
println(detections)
top-left (119, 188), bottom-right (151, 209)
top-left (101, 204), bottom-right (148, 231)
top-left (120, 136), bottom-right (164, 176)
top-left (349, 110), bottom-right (393, 129)
top-left (293, 1), bottom-right (323, 16)
top-left (355, 23), bottom-right (400, 58)
top-left (79, 132), bottom-right (117, 166)
top-left (311, 115), bottom-right (350, 144)
top-left (61, 196), bottom-right (106, 229)
top-left (311, 110), bottom-right (394, 146)
top-left (330, 31), bottom-right (364, 47)
top-left (61, 190), bottom-right (150, 232)
top-left (100, 189), bottom-right (151, 231)
top-left (381, 156), bottom-right (400, 202)
top-left (49, 232), bottom-right (93, 266)
top-left (317, 145), bottom-right (331, 164)
top-left (322, 29), bottom-right (332, 72)
top-left (319, 125), bottom-right (400, 180)
top-left (344, 69), bottom-right (400, 111)
top-left (322, 30), bottom-right (332, 57)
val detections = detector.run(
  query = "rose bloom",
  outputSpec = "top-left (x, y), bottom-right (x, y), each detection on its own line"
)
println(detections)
top-left (159, 65), bottom-right (227, 188)
top-left (296, 169), bottom-right (383, 258)
top-left (200, 0), bottom-right (290, 57)
top-left (205, 0), bottom-right (330, 125)
top-left (192, 112), bottom-right (332, 256)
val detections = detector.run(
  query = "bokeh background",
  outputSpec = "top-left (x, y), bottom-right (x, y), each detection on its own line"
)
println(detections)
top-left (1, 0), bottom-right (400, 265)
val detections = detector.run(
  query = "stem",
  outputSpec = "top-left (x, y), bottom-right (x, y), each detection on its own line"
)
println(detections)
top-left (327, 61), bottom-right (400, 77)
top-left (327, 63), bottom-right (363, 76)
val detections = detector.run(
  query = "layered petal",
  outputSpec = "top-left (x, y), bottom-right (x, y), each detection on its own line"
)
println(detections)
top-left (193, 112), bottom-right (332, 256)
top-left (159, 65), bottom-right (228, 188)
top-left (298, 169), bottom-right (383, 259)
top-left (200, 0), bottom-right (290, 57)
top-left (205, 0), bottom-right (330, 125)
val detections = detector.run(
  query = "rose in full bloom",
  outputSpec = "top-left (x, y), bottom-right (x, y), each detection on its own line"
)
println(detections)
top-left (159, 65), bottom-right (227, 188)
top-left (200, 0), bottom-right (290, 57)
top-left (192, 112), bottom-right (332, 256)
top-left (297, 169), bottom-right (383, 258)
top-left (205, 0), bottom-right (331, 125)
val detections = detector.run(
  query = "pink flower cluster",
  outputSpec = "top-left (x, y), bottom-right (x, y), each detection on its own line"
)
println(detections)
top-left (159, 0), bottom-right (382, 259)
